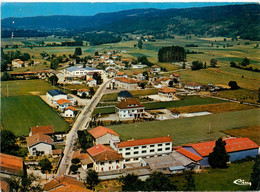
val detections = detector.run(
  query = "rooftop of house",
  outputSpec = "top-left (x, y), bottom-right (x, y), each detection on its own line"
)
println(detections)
top-left (66, 66), bottom-right (99, 72)
top-left (171, 73), bottom-right (180, 77)
top-left (72, 150), bottom-right (90, 160)
top-left (158, 87), bottom-right (176, 93)
top-left (117, 72), bottom-right (124, 76)
top-left (56, 99), bottom-right (72, 105)
top-left (88, 78), bottom-right (95, 81)
top-left (77, 89), bottom-right (89, 92)
top-left (118, 90), bottom-right (133, 98)
top-left (174, 147), bottom-right (203, 161)
top-left (47, 89), bottom-right (66, 96)
top-left (114, 77), bottom-right (139, 84)
top-left (26, 133), bottom-right (53, 147)
top-left (44, 175), bottom-right (90, 192)
top-left (65, 106), bottom-right (76, 111)
top-left (152, 65), bottom-right (160, 68)
top-left (115, 136), bottom-right (172, 148)
top-left (13, 59), bottom-right (24, 64)
top-left (88, 126), bottom-right (119, 139)
top-left (115, 98), bottom-right (144, 109)
top-left (185, 82), bottom-right (201, 86)
top-left (31, 125), bottom-right (54, 136)
top-left (0, 153), bottom-right (23, 174)
top-left (0, 179), bottom-right (9, 192)
top-left (184, 137), bottom-right (259, 157)
top-left (170, 109), bottom-right (181, 114)
top-left (87, 144), bottom-right (123, 162)
top-left (52, 149), bottom-right (62, 155)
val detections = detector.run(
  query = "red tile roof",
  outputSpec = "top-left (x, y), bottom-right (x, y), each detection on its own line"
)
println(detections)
top-left (44, 175), bottom-right (90, 191)
top-left (158, 87), bottom-right (176, 93)
top-left (56, 99), bottom-right (72, 105)
top-left (186, 137), bottom-right (259, 157)
top-left (72, 150), bottom-right (90, 160)
top-left (65, 106), bottom-right (76, 111)
top-left (186, 82), bottom-right (201, 86)
top-left (77, 89), bottom-right (89, 92)
top-left (115, 98), bottom-right (144, 109)
top-left (87, 144), bottom-right (123, 162)
top-left (0, 153), bottom-right (23, 174)
top-left (114, 77), bottom-right (139, 84)
top-left (172, 73), bottom-right (180, 77)
top-left (115, 136), bottom-right (172, 148)
top-left (88, 126), bottom-right (119, 139)
top-left (170, 109), bottom-right (180, 114)
top-left (31, 125), bottom-right (54, 135)
top-left (175, 147), bottom-right (203, 161)
top-left (152, 65), bottom-right (160, 68)
top-left (117, 72), bottom-right (124, 76)
top-left (26, 133), bottom-right (53, 147)
top-left (0, 180), bottom-right (9, 192)
top-left (52, 149), bottom-right (62, 155)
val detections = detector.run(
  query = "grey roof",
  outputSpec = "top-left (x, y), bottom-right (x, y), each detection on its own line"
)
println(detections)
top-left (169, 165), bottom-right (185, 171)
top-left (66, 66), bottom-right (99, 72)
top-left (118, 90), bottom-right (133, 98)
top-left (47, 89), bottom-right (66, 96)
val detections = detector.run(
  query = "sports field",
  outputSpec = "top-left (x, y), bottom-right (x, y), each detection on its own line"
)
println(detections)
top-left (1, 96), bottom-right (70, 136)
top-left (109, 109), bottom-right (260, 146)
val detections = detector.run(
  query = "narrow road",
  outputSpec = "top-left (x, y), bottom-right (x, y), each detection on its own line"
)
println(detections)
top-left (56, 77), bottom-right (111, 176)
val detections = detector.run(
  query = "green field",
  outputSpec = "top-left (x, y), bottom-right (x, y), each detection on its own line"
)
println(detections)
top-left (109, 109), bottom-right (260, 146)
top-left (1, 80), bottom-right (56, 97)
top-left (194, 161), bottom-right (254, 191)
top-left (1, 96), bottom-right (70, 136)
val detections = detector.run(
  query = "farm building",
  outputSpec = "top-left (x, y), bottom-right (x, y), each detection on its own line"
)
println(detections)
top-left (12, 59), bottom-right (24, 68)
top-left (26, 133), bottom-right (53, 156)
top-left (184, 82), bottom-right (201, 91)
top-left (117, 90), bottom-right (133, 101)
top-left (46, 89), bottom-right (67, 105)
top-left (29, 125), bottom-right (54, 136)
top-left (170, 109), bottom-right (181, 118)
top-left (0, 153), bottom-right (24, 178)
top-left (88, 126), bottom-right (120, 145)
top-left (114, 77), bottom-right (139, 90)
top-left (64, 66), bottom-right (102, 78)
top-left (176, 137), bottom-right (259, 167)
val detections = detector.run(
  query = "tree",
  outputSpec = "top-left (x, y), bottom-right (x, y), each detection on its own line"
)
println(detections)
top-left (1, 71), bottom-right (12, 81)
top-left (143, 71), bottom-right (149, 80)
top-left (250, 157), bottom-right (260, 190)
top-left (71, 158), bottom-right (80, 165)
top-left (89, 87), bottom-right (95, 96)
top-left (144, 171), bottom-right (177, 191)
top-left (158, 45), bottom-right (186, 62)
top-left (119, 174), bottom-right (144, 191)
top-left (169, 81), bottom-right (174, 87)
top-left (204, 62), bottom-right (207, 69)
top-left (230, 61), bottom-right (237, 67)
top-left (93, 72), bottom-right (102, 85)
top-left (210, 59), bottom-right (217, 67)
top-left (1, 130), bottom-right (19, 155)
top-left (49, 75), bottom-right (58, 85)
top-left (184, 171), bottom-right (196, 191)
top-left (228, 81), bottom-right (240, 90)
top-left (74, 47), bottom-right (82, 56)
top-left (86, 169), bottom-right (99, 189)
top-left (240, 57), bottom-right (250, 67)
top-left (139, 82), bottom-right (146, 89)
top-left (137, 39), bottom-right (143, 49)
top-left (70, 164), bottom-right (78, 174)
top-left (77, 131), bottom-right (93, 151)
top-left (191, 60), bottom-right (203, 70)
top-left (38, 157), bottom-right (53, 179)
top-left (208, 138), bottom-right (230, 168)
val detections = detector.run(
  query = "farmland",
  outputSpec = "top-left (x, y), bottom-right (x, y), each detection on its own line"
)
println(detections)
top-left (1, 96), bottom-right (70, 136)
top-left (109, 109), bottom-right (260, 146)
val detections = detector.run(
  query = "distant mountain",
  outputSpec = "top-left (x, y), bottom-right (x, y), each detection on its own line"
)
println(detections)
top-left (2, 4), bottom-right (260, 40)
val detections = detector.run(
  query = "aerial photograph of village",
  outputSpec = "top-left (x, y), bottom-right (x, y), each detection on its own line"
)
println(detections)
top-left (0, 1), bottom-right (259, 191)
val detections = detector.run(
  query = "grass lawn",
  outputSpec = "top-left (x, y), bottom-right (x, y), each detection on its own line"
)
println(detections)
top-left (109, 109), bottom-right (260, 146)
top-left (93, 107), bottom-right (115, 115)
top-left (1, 79), bottom-right (55, 97)
top-left (194, 161), bottom-right (254, 191)
top-left (1, 96), bottom-right (70, 136)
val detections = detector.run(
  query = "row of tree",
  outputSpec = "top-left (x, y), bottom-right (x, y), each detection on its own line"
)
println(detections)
top-left (158, 45), bottom-right (186, 62)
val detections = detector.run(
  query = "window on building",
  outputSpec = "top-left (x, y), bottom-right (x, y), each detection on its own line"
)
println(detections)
top-left (116, 160), bottom-right (120, 163)
top-left (126, 148), bottom-right (130, 151)
top-left (125, 159), bottom-right (130, 162)
top-left (142, 146), bottom-right (146, 149)
top-left (125, 152), bottom-right (130, 155)
top-left (134, 146), bottom-right (139, 150)
top-left (150, 145), bottom-right (154, 148)
top-left (158, 148), bottom-right (163, 152)
top-left (166, 147), bottom-right (171, 150)
top-left (150, 149), bottom-right (155, 152)
top-left (119, 149), bottom-right (122, 152)
top-left (166, 143), bottom-right (171, 146)
top-left (134, 158), bottom-right (138, 161)
top-left (109, 161), bottom-right (112, 164)
top-left (101, 167), bottom-right (104, 172)
top-left (142, 150), bottom-right (147, 154)
top-left (158, 144), bottom-right (163, 147)
top-left (134, 151), bottom-right (139, 155)
top-left (101, 162), bottom-right (104, 165)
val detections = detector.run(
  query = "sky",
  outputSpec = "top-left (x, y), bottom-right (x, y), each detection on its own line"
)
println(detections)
top-left (1, 2), bottom-right (251, 19)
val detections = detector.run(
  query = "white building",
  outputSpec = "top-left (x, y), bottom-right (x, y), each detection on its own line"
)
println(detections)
top-left (12, 59), bottom-right (24, 68)
top-left (88, 126), bottom-right (120, 145)
top-left (46, 89), bottom-right (67, 105)
top-left (64, 66), bottom-right (102, 78)
top-left (26, 133), bottom-right (53, 156)
top-left (77, 89), bottom-right (90, 97)
top-left (64, 106), bottom-right (75, 118)
top-left (115, 98), bottom-right (145, 119)
top-left (150, 65), bottom-right (161, 73)
top-left (113, 136), bottom-right (173, 166)
top-left (56, 99), bottom-right (72, 111)
top-left (114, 77), bottom-right (139, 90)
top-left (87, 78), bottom-right (97, 87)
top-left (158, 87), bottom-right (176, 99)
top-left (87, 144), bottom-right (124, 172)
top-left (184, 82), bottom-right (201, 91)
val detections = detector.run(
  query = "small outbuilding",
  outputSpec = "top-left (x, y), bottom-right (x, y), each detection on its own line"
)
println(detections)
top-left (117, 90), bottom-right (133, 101)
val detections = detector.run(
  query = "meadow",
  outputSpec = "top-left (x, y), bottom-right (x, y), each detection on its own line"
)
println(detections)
top-left (108, 109), bottom-right (260, 146)
top-left (1, 96), bottom-right (70, 136)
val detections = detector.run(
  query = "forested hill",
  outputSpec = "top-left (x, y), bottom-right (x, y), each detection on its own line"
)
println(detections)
top-left (2, 4), bottom-right (260, 40)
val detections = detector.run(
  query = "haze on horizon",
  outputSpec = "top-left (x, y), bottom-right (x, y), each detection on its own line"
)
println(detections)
top-left (1, 2), bottom-right (249, 19)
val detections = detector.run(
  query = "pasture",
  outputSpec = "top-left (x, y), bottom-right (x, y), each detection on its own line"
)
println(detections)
top-left (1, 96), bottom-right (70, 136)
top-left (108, 109), bottom-right (260, 146)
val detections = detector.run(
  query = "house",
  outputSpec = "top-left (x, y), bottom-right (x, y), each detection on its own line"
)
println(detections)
top-left (87, 144), bottom-right (124, 172)
top-left (26, 133), bottom-right (53, 156)
top-left (113, 136), bottom-right (173, 166)
top-left (116, 71), bottom-right (127, 78)
top-left (158, 87), bottom-right (176, 99)
top-left (56, 99), bottom-right (72, 111)
top-left (12, 59), bottom-right (24, 68)
top-left (0, 179), bottom-right (9, 192)
top-left (72, 150), bottom-right (93, 170)
top-left (170, 73), bottom-right (181, 81)
top-left (114, 77), bottom-right (139, 90)
top-left (29, 125), bottom-right (54, 136)
top-left (132, 64), bottom-right (147, 69)
top-left (107, 69), bottom-right (117, 78)
top-left (150, 65), bottom-right (161, 73)
top-left (133, 72), bottom-right (145, 81)
top-left (77, 89), bottom-right (89, 97)
top-left (46, 89), bottom-right (67, 105)
top-left (117, 90), bottom-right (133, 101)
top-left (87, 78), bottom-right (97, 87)
top-left (44, 175), bottom-right (91, 192)
top-left (64, 66), bottom-right (102, 78)
top-left (142, 151), bottom-right (199, 174)
top-left (170, 109), bottom-right (181, 118)
top-left (88, 126), bottom-right (120, 146)
top-left (0, 153), bottom-right (24, 178)
top-left (184, 82), bottom-right (201, 91)
top-left (178, 137), bottom-right (259, 167)
top-left (64, 106), bottom-right (75, 118)
top-left (153, 77), bottom-right (171, 88)
top-left (115, 98), bottom-right (145, 119)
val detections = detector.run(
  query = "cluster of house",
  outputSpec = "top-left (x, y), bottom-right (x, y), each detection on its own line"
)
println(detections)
top-left (46, 89), bottom-right (76, 118)
top-left (71, 126), bottom-right (259, 176)
top-left (8, 59), bottom-right (41, 70)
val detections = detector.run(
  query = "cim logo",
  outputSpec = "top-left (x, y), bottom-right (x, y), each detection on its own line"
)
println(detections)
top-left (233, 179), bottom-right (251, 186)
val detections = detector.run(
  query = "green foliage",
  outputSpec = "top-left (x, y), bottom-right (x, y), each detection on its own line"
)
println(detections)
top-left (38, 157), bottom-right (53, 174)
top-left (48, 75), bottom-right (58, 85)
top-left (70, 164), bottom-right (78, 174)
top-left (250, 157), bottom-right (260, 190)
top-left (1, 71), bottom-right (13, 81)
top-left (191, 60), bottom-right (203, 70)
top-left (77, 130), bottom-right (93, 151)
top-left (137, 56), bottom-right (153, 67)
top-left (86, 169), bottom-right (99, 189)
top-left (119, 174), bottom-right (144, 191)
top-left (228, 81), bottom-right (240, 90)
top-left (210, 59), bottom-right (218, 67)
top-left (93, 72), bottom-right (102, 85)
top-left (0, 130), bottom-right (19, 155)
top-left (158, 45), bottom-right (186, 62)
top-left (71, 158), bottom-right (80, 165)
top-left (184, 171), bottom-right (196, 190)
top-left (74, 47), bottom-right (82, 56)
top-left (208, 138), bottom-right (230, 168)
top-left (89, 87), bottom-right (95, 96)
top-left (240, 57), bottom-right (250, 67)
top-left (137, 39), bottom-right (143, 49)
